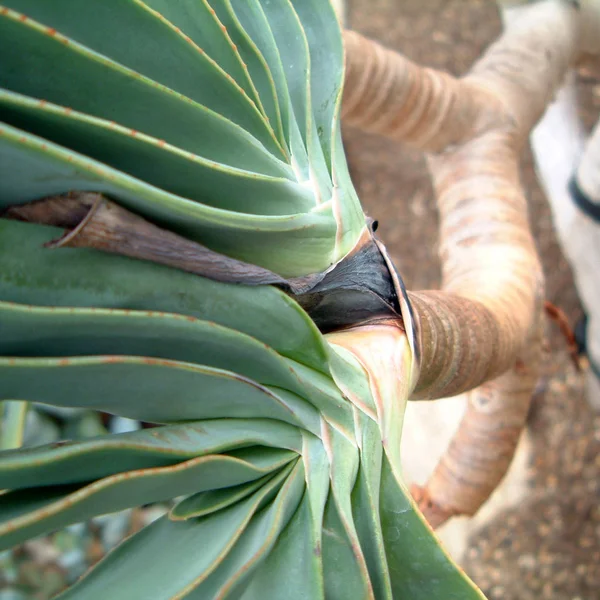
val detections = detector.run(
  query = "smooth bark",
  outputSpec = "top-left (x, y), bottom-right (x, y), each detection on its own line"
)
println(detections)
top-left (342, 0), bottom-right (586, 524)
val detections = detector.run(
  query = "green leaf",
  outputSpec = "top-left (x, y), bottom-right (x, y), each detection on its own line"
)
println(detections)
top-left (57, 465), bottom-right (296, 600)
top-left (0, 448), bottom-right (297, 551)
top-left (256, 0), bottom-right (333, 202)
top-left (298, 431), bottom-right (330, 592)
top-left (0, 400), bottom-right (29, 450)
top-left (290, 0), bottom-right (343, 171)
top-left (141, 0), bottom-right (281, 147)
top-left (0, 131), bottom-right (339, 275)
top-left (321, 493), bottom-right (374, 599)
top-left (282, 360), bottom-right (356, 434)
top-left (379, 454), bottom-right (486, 599)
top-left (0, 1), bottom-right (489, 597)
top-left (0, 300), bottom-right (310, 396)
top-left (0, 2), bottom-right (285, 163)
top-left (56, 459), bottom-right (304, 600)
top-left (0, 356), bottom-right (320, 429)
top-left (0, 90), bottom-right (313, 214)
top-left (0, 221), bottom-right (329, 369)
top-left (256, 0), bottom-right (310, 147)
top-left (330, 124), bottom-right (372, 258)
top-left (210, 0), bottom-right (286, 148)
top-left (352, 415), bottom-right (393, 599)
top-left (321, 422), bottom-right (374, 598)
top-left (170, 471), bottom-right (279, 520)
top-left (229, 0), bottom-right (310, 181)
top-left (240, 492), bottom-right (323, 600)
top-left (0, 0), bottom-right (369, 275)
top-left (0, 419), bottom-right (302, 489)
top-left (185, 460), bottom-right (305, 599)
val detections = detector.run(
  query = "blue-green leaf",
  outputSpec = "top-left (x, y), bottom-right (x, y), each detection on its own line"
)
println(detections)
top-left (57, 465), bottom-right (296, 600)
top-left (0, 419), bottom-right (302, 489)
top-left (0, 448), bottom-right (297, 551)
top-left (0, 221), bottom-right (330, 369)
top-left (0, 356), bottom-right (320, 429)
top-left (0, 3), bottom-right (284, 162)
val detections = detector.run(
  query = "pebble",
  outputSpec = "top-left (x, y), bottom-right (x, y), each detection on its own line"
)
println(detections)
top-left (98, 510), bottom-right (133, 551)
top-left (57, 548), bottom-right (87, 583)
top-left (109, 416), bottom-right (141, 435)
top-left (0, 591), bottom-right (26, 600)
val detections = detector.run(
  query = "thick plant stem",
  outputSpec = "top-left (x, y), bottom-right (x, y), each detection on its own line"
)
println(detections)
top-left (342, 29), bottom-right (493, 153)
top-left (342, 0), bottom-right (583, 524)
top-left (406, 125), bottom-right (544, 522)
top-left (345, 0), bottom-right (579, 397)
top-left (411, 316), bottom-right (544, 526)
top-left (412, 127), bottom-right (544, 399)
top-left (342, 0), bottom-right (579, 152)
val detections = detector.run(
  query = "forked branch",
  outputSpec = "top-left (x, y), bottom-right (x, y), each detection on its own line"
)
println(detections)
top-left (342, 0), bottom-right (585, 525)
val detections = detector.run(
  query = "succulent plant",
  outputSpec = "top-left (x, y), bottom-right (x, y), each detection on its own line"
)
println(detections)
top-left (0, 1), bottom-right (484, 598)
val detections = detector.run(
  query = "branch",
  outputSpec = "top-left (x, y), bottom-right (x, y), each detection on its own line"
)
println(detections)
top-left (342, 0), bottom-right (584, 524)
top-left (342, 1), bottom-right (580, 151)
top-left (342, 29), bottom-right (495, 152)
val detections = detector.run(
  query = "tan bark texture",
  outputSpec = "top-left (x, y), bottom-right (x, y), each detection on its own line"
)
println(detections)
top-left (342, 0), bottom-right (585, 525)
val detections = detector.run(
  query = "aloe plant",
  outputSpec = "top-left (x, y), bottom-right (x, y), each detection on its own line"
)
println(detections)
top-left (0, 1), bottom-right (485, 598)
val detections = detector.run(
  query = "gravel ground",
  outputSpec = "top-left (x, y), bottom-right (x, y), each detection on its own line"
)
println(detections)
top-left (344, 1), bottom-right (600, 598)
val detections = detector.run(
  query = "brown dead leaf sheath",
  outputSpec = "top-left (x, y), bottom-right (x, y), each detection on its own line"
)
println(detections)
top-left (342, 0), bottom-right (581, 526)
top-left (4, 193), bottom-right (324, 295)
top-left (3, 192), bottom-right (404, 332)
